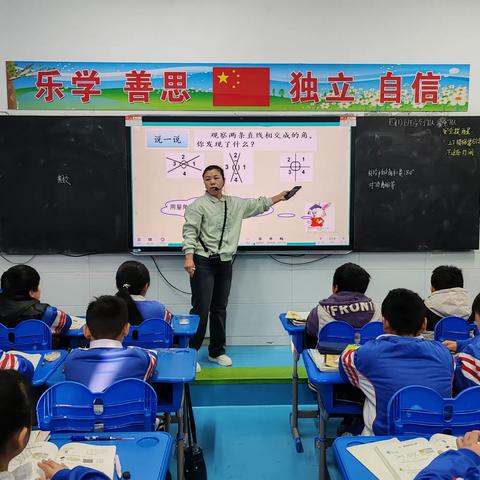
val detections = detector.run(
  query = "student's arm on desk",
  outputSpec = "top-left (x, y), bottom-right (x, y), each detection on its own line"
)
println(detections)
top-left (143, 349), bottom-right (158, 380)
top-left (50, 466), bottom-right (110, 480)
top-left (42, 306), bottom-right (72, 335)
top-left (414, 449), bottom-right (480, 479)
top-left (338, 346), bottom-right (361, 387)
top-left (0, 350), bottom-right (34, 379)
top-left (454, 345), bottom-right (480, 392)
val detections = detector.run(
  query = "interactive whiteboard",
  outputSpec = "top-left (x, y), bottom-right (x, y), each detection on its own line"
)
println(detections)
top-left (129, 116), bottom-right (353, 252)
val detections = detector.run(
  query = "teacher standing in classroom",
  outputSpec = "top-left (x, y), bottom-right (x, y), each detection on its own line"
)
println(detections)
top-left (182, 164), bottom-right (291, 369)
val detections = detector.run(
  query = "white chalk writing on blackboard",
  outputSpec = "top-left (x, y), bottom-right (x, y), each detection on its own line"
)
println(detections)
top-left (57, 174), bottom-right (71, 186)
top-left (368, 169), bottom-right (415, 191)
top-left (388, 117), bottom-right (456, 128)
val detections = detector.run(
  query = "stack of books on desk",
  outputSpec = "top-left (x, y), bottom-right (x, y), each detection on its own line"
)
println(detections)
top-left (285, 311), bottom-right (309, 326)
top-left (347, 434), bottom-right (456, 480)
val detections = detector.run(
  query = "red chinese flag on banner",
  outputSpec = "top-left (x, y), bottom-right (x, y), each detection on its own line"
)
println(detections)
top-left (212, 67), bottom-right (270, 107)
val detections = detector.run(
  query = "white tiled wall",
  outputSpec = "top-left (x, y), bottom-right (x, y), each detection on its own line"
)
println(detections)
top-left (2, 251), bottom-right (480, 345)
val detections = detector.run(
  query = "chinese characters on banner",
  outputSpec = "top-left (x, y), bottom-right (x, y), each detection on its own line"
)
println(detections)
top-left (5, 61), bottom-right (469, 111)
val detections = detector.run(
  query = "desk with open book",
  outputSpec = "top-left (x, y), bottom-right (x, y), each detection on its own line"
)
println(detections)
top-left (333, 434), bottom-right (458, 480)
top-left (9, 430), bottom-right (173, 480)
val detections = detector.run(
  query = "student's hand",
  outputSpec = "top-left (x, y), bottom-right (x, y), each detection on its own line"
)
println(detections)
top-left (457, 430), bottom-right (480, 456)
top-left (37, 459), bottom-right (68, 479)
top-left (184, 254), bottom-right (196, 277)
top-left (443, 340), bottom-right (458, 353)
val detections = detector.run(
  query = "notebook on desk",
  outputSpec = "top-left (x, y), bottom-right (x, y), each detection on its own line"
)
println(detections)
top-left (70, 316), bottom-right (86, 330)
top-left (346, 434), bottom-right (457, 480)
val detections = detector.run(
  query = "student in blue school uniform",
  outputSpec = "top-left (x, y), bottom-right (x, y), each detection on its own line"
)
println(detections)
top-left (64, 295), bottom-right (157, 392)
top-left (305, 262), bottom-right (381, 348)
top-left (415, 430), bottom-right (480, 479)
top-left (0, 370), bottom-right (109, 480)
top-left (115, 260), bottom-right (172, 326)
top-left (0, 265), bottom-right (72, 336)
top-left (339, 288), bottom-right (455, 436)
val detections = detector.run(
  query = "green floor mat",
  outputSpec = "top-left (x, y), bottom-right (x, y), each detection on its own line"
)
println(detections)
top-left (194, 365), bottom-right (307, 384)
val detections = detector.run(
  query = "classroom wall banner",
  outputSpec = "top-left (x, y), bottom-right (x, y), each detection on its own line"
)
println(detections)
top-left (5, 61), bottom-right (470, 112)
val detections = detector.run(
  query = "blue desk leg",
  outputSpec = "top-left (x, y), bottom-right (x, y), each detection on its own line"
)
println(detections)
top-left (290, 348), bottom-right (304, 453)
top-left (315, 390), bottom-right (327, 480)
top-left (177, 387), bottom-right (186, 480)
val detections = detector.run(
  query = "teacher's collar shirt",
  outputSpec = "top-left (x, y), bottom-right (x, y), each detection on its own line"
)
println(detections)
top-left (182, 193), bottom-right (273, 261)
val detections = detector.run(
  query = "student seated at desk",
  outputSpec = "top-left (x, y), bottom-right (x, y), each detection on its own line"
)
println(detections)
top-left (305, 263), bottom-right (381, 348)
top-left (0, 265), bottom-right (71, 336)
top-left (339, 288), bottom-right (454, 436)
top-left (64, 295), bottom-right (157, 392)
top-left (424, 265), bottom-right (471, 330)
top-left (115, 260), bottom-right (171, 326)
top-left (0, 370), bottom-right (109, 480)
top-left (415, 430), bottom-right (480, 479)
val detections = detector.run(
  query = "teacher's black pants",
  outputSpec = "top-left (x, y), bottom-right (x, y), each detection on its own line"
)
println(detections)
top-left (189, 254), bottom-right (232, 357)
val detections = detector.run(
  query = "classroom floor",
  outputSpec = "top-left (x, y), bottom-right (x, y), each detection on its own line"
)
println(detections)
top-left (168, 345), bottom-right (343, 480)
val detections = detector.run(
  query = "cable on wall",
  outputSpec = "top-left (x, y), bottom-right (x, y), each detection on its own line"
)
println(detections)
top-left (151, 255), bottom-right (191, 295)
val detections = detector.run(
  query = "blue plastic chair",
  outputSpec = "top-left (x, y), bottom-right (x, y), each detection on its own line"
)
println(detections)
top-left (434, 316), bottom-right (476, 342)
top-left (387, 385), bottom-right (480, 435)
top-left (318, 321), bottom-right (355, 344)
top-left (37, 378), bottom-right (157, 432)
top-left (0, 320), bottom-right (52, 350)
top-left (359, 321), bottom-right (384, 344)
top-left (317, 320), bottom-right (384, 352)
top-left (123, 318), bottom-right (174, 349)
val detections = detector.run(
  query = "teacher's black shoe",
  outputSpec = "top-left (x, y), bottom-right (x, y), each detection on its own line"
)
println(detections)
top-left (208, 354), bottom-right (233, 367)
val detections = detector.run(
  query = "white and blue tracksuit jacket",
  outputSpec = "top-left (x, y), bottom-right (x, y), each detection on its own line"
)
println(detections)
top-left (339, 334), bottom-right (455, 435)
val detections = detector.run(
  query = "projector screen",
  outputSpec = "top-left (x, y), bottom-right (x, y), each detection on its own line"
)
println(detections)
top-left (129, 116), bottom-right (353, 253)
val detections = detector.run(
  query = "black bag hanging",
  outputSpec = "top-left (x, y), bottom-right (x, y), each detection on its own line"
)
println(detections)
top-left (183, 385), bottom-right (207, 480)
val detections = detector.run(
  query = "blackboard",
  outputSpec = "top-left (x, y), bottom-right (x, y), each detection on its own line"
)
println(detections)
top-left (0, 116), bottom-right (128, 254)
top-left (354, 116), bottom-right (480, 251)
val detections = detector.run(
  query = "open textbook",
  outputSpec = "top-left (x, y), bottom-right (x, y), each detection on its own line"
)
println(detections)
top-left (8, 436), bottom-right (116, 480)
top-left (347, 434), bottom-right (457, 480)
top-left (70, 316), bottom-right (86, 330)
top-left (307, 348), bottom-right (340, 371)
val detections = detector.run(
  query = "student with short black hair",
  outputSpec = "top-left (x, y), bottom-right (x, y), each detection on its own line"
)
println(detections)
top-left (305, 262), bottom-right (381, 348)
top-left (0, 370), bottom-right (109, 479)
top-left (115, 260), bottom-right (171, 326)
top-left (339, 288), bottom-right (454, 435)
top-left (64, 295), bottom-right (157, 393)
top-left (0, 265), bottom-right (72, 336)
top-left (424, 265), bottom-right (470, 330)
